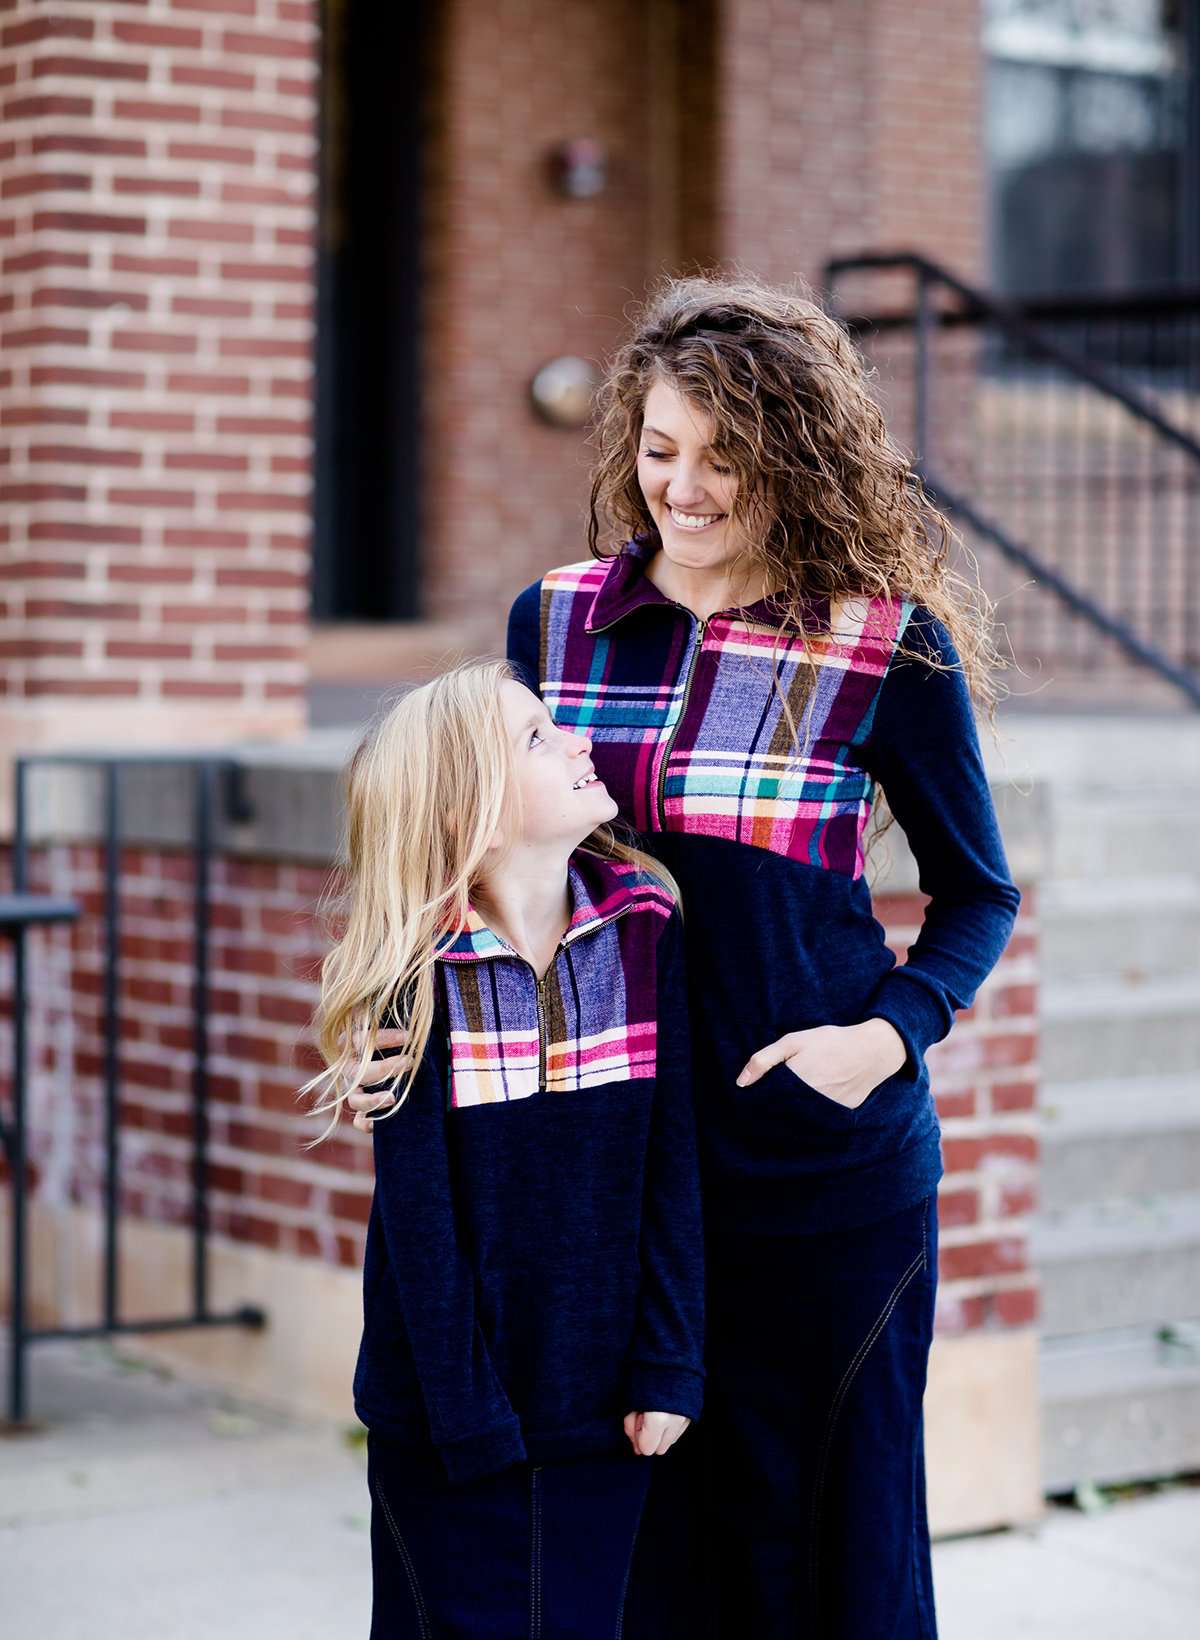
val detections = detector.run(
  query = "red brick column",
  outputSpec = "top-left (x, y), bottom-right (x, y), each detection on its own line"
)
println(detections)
top-left (0, 0), bottom-right (317, 765)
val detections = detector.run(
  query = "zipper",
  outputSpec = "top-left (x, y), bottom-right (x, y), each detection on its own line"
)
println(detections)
top-left (535, 971), bottom-right (549, 1092)
top-left (446, 901), bottom-right (639, 1095)
top-left (656, 614), bottom-right (707, 829)
top-left (587, 587), bottom-right (713, 832)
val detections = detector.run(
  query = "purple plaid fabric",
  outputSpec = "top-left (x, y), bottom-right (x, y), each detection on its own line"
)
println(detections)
top-left (537, 539), bottom-right (916, 879)
top-left (436, 851), bottom-right (674, 1109)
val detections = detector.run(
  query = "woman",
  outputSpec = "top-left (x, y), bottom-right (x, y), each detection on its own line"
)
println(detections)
top-left (354, 274), bottom-right (1021, 1637)
top-left (309, 662), bottom-right (704, 1638)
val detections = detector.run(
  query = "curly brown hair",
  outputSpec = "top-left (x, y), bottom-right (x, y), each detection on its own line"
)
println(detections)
top-left (587, 271), bottom-right (1006, 722)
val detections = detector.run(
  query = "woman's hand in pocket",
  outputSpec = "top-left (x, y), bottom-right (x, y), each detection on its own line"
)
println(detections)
top-left (623, 1410), bottom-right (690, 1457)
top-left (735, 1019), bottom-right (908, 1110)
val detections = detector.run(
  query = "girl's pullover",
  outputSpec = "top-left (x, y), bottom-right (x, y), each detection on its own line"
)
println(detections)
top-left (507, 539), bottom-right (1022, 1238)
top-left (352, 849), bottom-right (705, 1487)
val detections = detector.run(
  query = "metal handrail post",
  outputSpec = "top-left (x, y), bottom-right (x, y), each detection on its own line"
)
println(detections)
top-left (914, 262), bottom-right (933, 473)
top-left (8, 758), bottom-right (30, 1425)
top-left (190, 761), bottom-right (213, 1320)
top-left (102, 764), bottom-right (121, 1333)
top-left (8, 921), bottom-right (29, 1426)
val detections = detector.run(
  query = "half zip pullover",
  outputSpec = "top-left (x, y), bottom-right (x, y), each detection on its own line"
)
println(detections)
top-left (353, 850), bottom-right (705, 1484)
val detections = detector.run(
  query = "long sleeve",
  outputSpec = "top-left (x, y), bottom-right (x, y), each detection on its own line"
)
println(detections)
top-left (506, 579), bottom-right (542, 695)
top-left (370, 1024), bottom-right (527, 1486)
top-left (625, 908), bottom-right (706, 1419)
top-left (861, 608), bottom-right (1022, 1074)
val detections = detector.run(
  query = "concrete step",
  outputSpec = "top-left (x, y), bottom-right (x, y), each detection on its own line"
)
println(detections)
top-left (1041, 879), bottom-right (1200, 983)
top-left (1034, 1193), bottom-right (1200, 1337)
top-left (1041, 975), bottom-right (1200, 1082)
top-left (992, 713), bottom-right (1200, 794)
top-left (1040, 1323), bottom-right (1200, 1494)
top-left (1047, 800), bottom-right (1200, 882)
top-left (1041, 1076), bottom-right (1200, 1209)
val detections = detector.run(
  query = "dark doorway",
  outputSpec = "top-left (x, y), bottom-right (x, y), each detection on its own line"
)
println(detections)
top-left (312, 0), bottom-right (427, 620)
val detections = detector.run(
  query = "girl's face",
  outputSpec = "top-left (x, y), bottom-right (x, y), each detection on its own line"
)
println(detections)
top-left (636, 375), bottom-right (751, 572)
top-left (498, 679), bottom-right (618, 850)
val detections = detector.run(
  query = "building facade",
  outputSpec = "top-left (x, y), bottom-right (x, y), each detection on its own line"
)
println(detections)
top-left (7, 0), bottom-right (1196, 1533)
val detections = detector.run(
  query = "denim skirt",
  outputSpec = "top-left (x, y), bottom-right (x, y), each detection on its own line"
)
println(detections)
top-left (623, 1192), bottom-right (939, 1639)
top-left (367, 1435), bottom-right (653, 1639)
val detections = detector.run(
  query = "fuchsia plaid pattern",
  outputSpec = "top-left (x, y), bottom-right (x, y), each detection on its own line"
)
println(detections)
top-left (436, 853), bottom-right (673, 1109)
top-left (538, 542), bottom-right (917, 880)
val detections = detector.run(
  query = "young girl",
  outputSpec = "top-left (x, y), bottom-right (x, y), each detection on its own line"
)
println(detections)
top-left (306, 659), bottom-right (704, 1639)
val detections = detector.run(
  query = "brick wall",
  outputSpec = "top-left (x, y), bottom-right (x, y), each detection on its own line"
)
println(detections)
top-left (0, 0), bottom-right (991, 707)
top-left (419, 0), bottom-right (987, 649)
top-left (419, 0), bottom-right (667, 635)
top-left (714, 0), bottom-right (982, 293)
top-left (7, 838), bottom-right (1039, 1338)
top-left (0, 0), bottom-right (318, 762)
top-left (867, 0), bottom-right (983, 280)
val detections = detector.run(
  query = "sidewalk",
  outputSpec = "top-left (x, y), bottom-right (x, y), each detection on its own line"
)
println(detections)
top-left (2, 1341), bottom-right (1198, 1639)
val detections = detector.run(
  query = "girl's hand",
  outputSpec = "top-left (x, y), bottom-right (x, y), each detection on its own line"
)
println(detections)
top-left (735, 1019), bottom-right (907, 1110)
top-left (623, 1410), bottom-right (691, 1457)
top-left (346, 1027), bottom-right (413, 1131)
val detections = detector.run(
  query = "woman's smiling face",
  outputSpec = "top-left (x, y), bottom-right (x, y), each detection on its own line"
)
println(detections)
top-left (636, 375), bottom-right (750, 572)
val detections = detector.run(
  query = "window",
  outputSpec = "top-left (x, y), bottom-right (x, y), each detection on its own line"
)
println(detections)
top-left (985, 0), bottom-right (1195, 293)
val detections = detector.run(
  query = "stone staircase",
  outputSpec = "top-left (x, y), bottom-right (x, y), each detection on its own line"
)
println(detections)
top-left (998, 715), bottom-right (1200, 1494)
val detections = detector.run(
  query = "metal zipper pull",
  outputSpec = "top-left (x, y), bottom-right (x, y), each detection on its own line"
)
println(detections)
top-left (535, 971), bottom-right (549, 1092)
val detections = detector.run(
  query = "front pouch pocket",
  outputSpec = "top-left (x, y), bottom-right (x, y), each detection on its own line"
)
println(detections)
top-left (734, 1060), bottom-right (858, 1139)
top-left (851, 1058), bottom-right (929, 1133)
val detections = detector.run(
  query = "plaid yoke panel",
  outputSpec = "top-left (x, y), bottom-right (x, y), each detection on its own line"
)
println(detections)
top-left (440, 863), bottom-right (670, 1110)
top-left (540, 560), bottom-right (692, 834)
top-left (667, 598), bottom-right (915, 877)
top-left (538, 559), bottom-right (915, 880)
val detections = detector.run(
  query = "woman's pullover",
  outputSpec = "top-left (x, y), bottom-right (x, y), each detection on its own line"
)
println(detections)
top-left (507, 538), bottom-right (1022, 1237)
top-left (353, 849), bottom-right (705, 1486)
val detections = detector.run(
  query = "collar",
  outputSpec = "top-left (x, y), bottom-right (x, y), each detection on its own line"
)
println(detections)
top-left (437, 850), bottom-right (646, 963)
top-left (584, 535), bottom-right (827, 635)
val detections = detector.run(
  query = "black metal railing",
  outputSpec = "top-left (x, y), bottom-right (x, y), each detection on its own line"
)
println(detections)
top-left (2, 755), bottom-right (265, 1428)
top-left (824, 253), bottom-right (1200, 709)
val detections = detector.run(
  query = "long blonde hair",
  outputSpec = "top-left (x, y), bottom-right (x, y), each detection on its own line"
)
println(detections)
top-left (304, 659), bottom-right (679, 1136)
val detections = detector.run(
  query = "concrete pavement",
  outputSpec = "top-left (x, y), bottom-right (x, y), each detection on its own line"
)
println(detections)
top-left (2, 1340), bottom-right (1197, 1638)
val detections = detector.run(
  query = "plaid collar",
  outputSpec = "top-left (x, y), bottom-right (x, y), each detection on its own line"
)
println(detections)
top-left (584, 535), bottom-right (826, 635)
top-left (437, 850), bottom-right (645, 963)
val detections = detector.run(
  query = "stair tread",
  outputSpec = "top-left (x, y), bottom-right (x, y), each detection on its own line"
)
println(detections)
top-left (1040, 1076), bottom-right (1200, 1136)
top-left (1042, 877), bottom-right (1200, 913)
top-left (1040, 1324), bottom-right (1200, 1400)
top-left (1033, 1193), bottom-right (1200, 1260)
top-left (1042, 974), bottom-right (1200, 1018)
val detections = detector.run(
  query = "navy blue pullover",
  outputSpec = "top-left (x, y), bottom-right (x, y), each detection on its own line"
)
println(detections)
top-left (352, 851), bottom-right (705, 1486)
top-left (506, 541), bottom-right (1022, 1237)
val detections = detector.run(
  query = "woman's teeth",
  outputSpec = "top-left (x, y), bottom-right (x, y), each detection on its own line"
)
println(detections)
top-left (669, 506), bottom-right (723, 531)
top-left (572, 773), bottom-right (598, 790)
